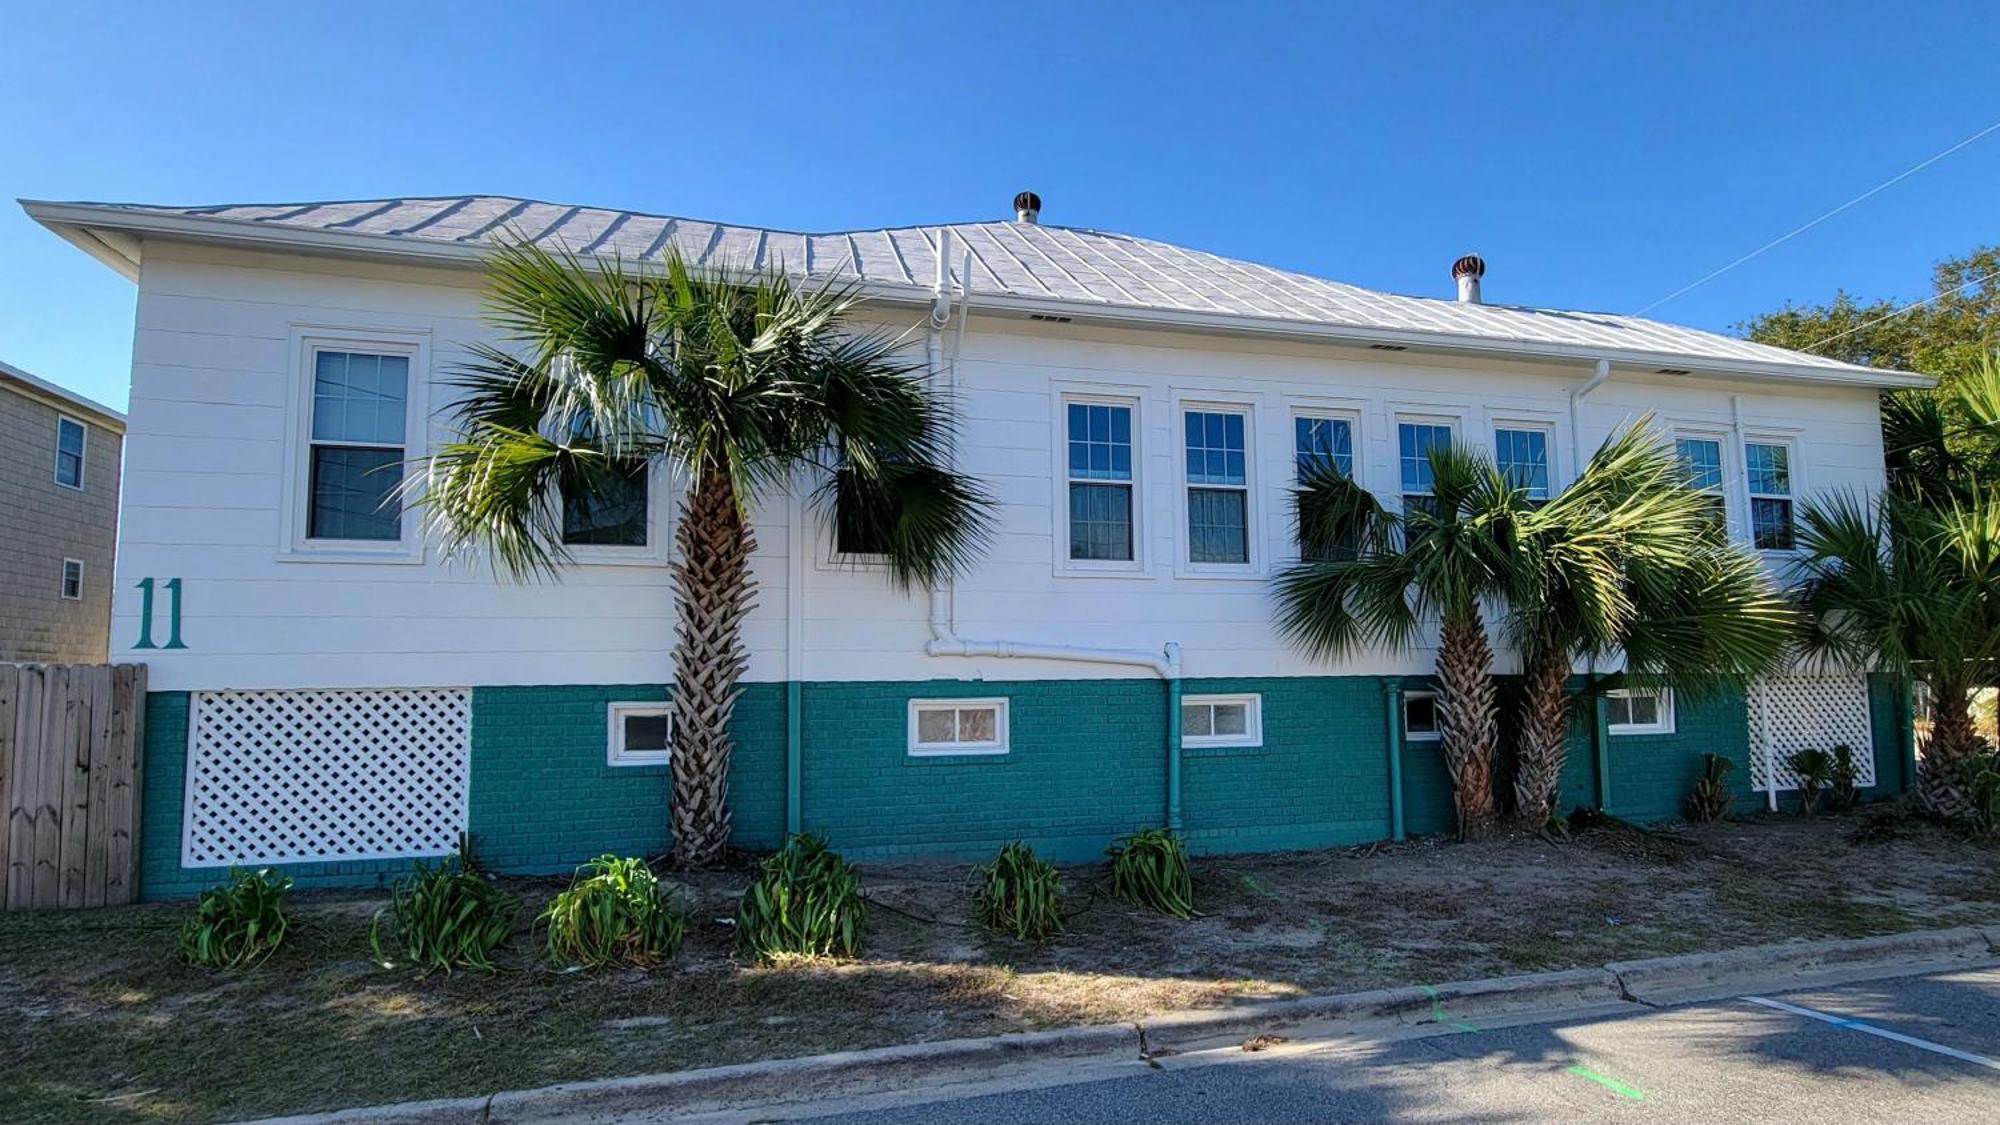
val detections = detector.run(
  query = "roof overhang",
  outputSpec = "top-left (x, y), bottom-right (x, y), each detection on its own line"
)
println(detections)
top-left (23, 199), bottom-right (1934, 392)
top-left (0, 358), bottom-right (126, 431)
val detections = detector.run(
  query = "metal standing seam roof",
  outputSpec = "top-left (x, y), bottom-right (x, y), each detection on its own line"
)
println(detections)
top-left (22, 194), bottom-right (1917, 385)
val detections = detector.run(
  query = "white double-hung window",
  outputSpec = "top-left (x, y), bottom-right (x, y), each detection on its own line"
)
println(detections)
top-left (1398, 420), bottom-right (1453, 515)
top-left (1675, 436), bottom-right (1728, 537)
top-left (1745, 442), bottom-right (1796, 551)
top-left (1294, 413), bottom-right (1356, 560)
top-left (1065, 400), bottom-right (1137, 564)
top-left (1183, 407), bottom-right (1251, 566)
top-left (54, 416), bottom-right (86, 490)
top-left (287, 331), bottom-right (428, 559)
top-left (309, 350), bottom-right (409, 540)
top-left (1494, 426), bottom-right (1551, 501)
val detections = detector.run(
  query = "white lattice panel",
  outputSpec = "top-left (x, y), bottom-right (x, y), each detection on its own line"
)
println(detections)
top-left (184, 688), bottom-right (471, 866)
top-left (1746, 675), bottom-right (1876, 792)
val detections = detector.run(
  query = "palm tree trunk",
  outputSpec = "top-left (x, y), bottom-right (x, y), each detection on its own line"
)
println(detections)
top-left (1513, 649), bottom-right (1570, 827)
top-left (1437, 615), bottom-right (1500, 840)
top-left (670, 465), bottom-right (755, 869)
top-left (1919, 681), bottom-right (1978, 819)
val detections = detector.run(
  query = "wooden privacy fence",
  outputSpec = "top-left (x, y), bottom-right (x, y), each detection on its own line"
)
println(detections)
top-left (1, 664), bottom-right (147, 909)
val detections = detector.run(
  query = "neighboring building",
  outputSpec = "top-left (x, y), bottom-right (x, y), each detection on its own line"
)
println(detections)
top-left (27, 194), bottom-right (1924, 899)
top-left (0, 358), bottom-right (124, 663)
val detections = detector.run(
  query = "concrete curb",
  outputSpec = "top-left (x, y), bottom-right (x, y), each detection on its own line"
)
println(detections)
top-left (1607, 926), bottom-right (1996, 1005)
top-left (250, 925), bottom-right (2000, 1124)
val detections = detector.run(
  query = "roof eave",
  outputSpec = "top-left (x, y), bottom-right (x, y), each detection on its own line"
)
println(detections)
top-left (0, 360), bottom-right (126, 430)
top-left (23, 200), bottom-right (1932, 392)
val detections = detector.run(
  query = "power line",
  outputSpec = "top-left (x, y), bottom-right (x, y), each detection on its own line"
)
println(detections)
top-left (1634, 118), bottom-right (2000, 316)
top-left (1797, 264), bottom-right (2000, 355)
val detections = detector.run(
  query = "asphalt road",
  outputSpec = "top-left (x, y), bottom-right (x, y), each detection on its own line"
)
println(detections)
top-left (779, 967), bottom-right (2000, 1123)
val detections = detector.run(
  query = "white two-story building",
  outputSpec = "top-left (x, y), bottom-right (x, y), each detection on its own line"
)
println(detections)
top-left (26, 192), bottom-right (1923, 898)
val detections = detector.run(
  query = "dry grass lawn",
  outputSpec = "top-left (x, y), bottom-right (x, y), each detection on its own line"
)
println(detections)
top-left (3, 809), bottom-right (1996, 1123)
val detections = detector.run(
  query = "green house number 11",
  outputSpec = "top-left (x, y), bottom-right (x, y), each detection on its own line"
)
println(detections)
top-left (133, 577), bottom-right (188, 650)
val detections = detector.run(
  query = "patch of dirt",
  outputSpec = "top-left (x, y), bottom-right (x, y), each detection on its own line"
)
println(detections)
top-left (2, 811), bottom-right (1994, 1124)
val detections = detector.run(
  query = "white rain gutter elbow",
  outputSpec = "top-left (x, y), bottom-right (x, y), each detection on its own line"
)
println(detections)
top-left (1569, 359), bottom-right (1612, 461)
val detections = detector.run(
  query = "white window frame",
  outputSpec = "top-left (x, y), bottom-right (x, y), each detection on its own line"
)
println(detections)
top-left (1174, 395), bottom-right (1261, 576)
top-left (562, 459), bottom-right (676, 566)
top-left (1605, 688), bottom-right (1675, 736)
top-left (1288, 402), bottom-right (1367, 562)
top-left (1403, 690), bottom-right (1442, 743)
top-left (1672, 427), bottom-right (1734, 541)
top-left (1053, 388), bottom-right (1146, 576)
top-left (1491, 418), bottom-right (1557, 501)
top-left (280, 326), bottom-right (432, 564)
top-left (1394, 413), bottom-right (1461, 516)
top-left (1181, 692), bottom-right (1263, 749)
top-left (60, 558), bottom-right (83, 600)
top-left (1743, 436), bottom-right (1800, 555)
top-left (606, 701), bottom-right (673, 767)
top-left (53, 415), bottom-right (87, 491)
top-left (907, 697), bottom-right (1011, 757)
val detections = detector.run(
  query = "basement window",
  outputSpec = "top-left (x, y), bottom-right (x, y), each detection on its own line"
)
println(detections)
top-left (1606, 688), bottom-right (1674, 736)
top-left (1182, 693), bottom-right (1262, 749)
top-left (908, 699), bottom-right (1009, 756)
top-left (1403, 692), bottom-right (1441, 742)
top-left (607, 702), bottom-right (672, 766)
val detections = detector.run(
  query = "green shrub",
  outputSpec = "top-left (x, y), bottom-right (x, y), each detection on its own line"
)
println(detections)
top-left (973, 841), bottom-right (1064, 943)
top-left (1788, 748), bottom-right (1834, 816)
top-left (371, 843), bottom-right (518, 974)
top-left (179, 868), bottom-right (292, 967)
top-left (1829, 744), bottom-right (1862, 811)
top-left (1107, 828), bottom-right (1194, 918)
top-left (1685, 753), bottom-right (1735, 824)
top-left (1962, 747), bottom-right (2000, 837)
top-left (735, 833), bottom-right (865, 961)
top-left (542, 854), bottom-right (688, 969)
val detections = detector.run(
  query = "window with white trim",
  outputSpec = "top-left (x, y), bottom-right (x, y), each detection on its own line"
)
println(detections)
top-left (1294, 413), bottom-right (1357, 560)
top-left (1065, 401), bottom-right (1136, 563)
top-left (908, 698), bottom-right (1009, 756)
top-left (1606, 688), bottom-right (1674, 735)
top-left (1403, 691), bottom-right (1441, 742)
top-left (1398, 421), bottom-right (1453, 516)
top-left (1745, 442), bottom-right (1795, 551)
top-left (1184, 408), bottom-right (1250, 565)
top-left (562, 457), bottom-right (650, 547)
top-left (607, 702), bottom-right (672, 766)
top-left (55, 416), bottom-right (86, 490)
top-left (60, 558), bottom-right (83, 600)
top-left (1494, 426), bottom-right (1551, 501)
top-left (1181, 693), bottom-right (1262, 749)
top-left (307, 349), bottom-right (410, 541)
top-left (1675, 436), bottom-right (1728, 537)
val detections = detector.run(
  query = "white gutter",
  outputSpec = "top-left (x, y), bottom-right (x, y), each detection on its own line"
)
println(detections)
top-left (20, 200), bottom-right (1932, 391)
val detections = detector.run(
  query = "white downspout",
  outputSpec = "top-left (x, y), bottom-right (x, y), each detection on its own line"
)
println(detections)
top-left (917, 227), bottom-right (1185, 821)
top-left (1568, 359), bottom-right (1612, 469)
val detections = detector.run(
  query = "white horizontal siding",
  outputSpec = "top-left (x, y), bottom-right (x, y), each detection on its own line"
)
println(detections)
top-left (117, 243), bottom-right (1888, 691)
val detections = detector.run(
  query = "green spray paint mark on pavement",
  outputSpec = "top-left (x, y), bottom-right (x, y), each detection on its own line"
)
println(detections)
top-left (1567, 1065), bottom-right (1645, 1100)
top-left (1422, 985), bottom-right (1480, 1033)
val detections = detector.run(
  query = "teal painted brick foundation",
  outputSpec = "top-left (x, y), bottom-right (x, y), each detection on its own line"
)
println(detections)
top-left (466, 682), bottom-right (787, 875)
top-left (133, 672), bottom-right (1910, 900)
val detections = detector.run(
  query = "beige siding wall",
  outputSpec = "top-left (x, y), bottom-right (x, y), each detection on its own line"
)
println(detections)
top-left (0, 387), bottom-right (121, 661)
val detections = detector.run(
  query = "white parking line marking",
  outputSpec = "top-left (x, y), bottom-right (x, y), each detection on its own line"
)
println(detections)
top-left (1744, 996), bottom-right (2000, 1072)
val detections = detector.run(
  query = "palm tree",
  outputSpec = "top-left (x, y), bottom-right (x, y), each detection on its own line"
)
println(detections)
top-left (1792, 486), bottom-right (2000, 817)
top-left (1276, 447), bottom-right (1524, 839)
top-left (420, 241), bottom-right (993, 868)
top-left (1505, 426), bottom-right (1794, 826)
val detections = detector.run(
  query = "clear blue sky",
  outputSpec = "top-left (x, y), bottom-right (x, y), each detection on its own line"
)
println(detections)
top-left (5, 1), bottom-right (1998, 410)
